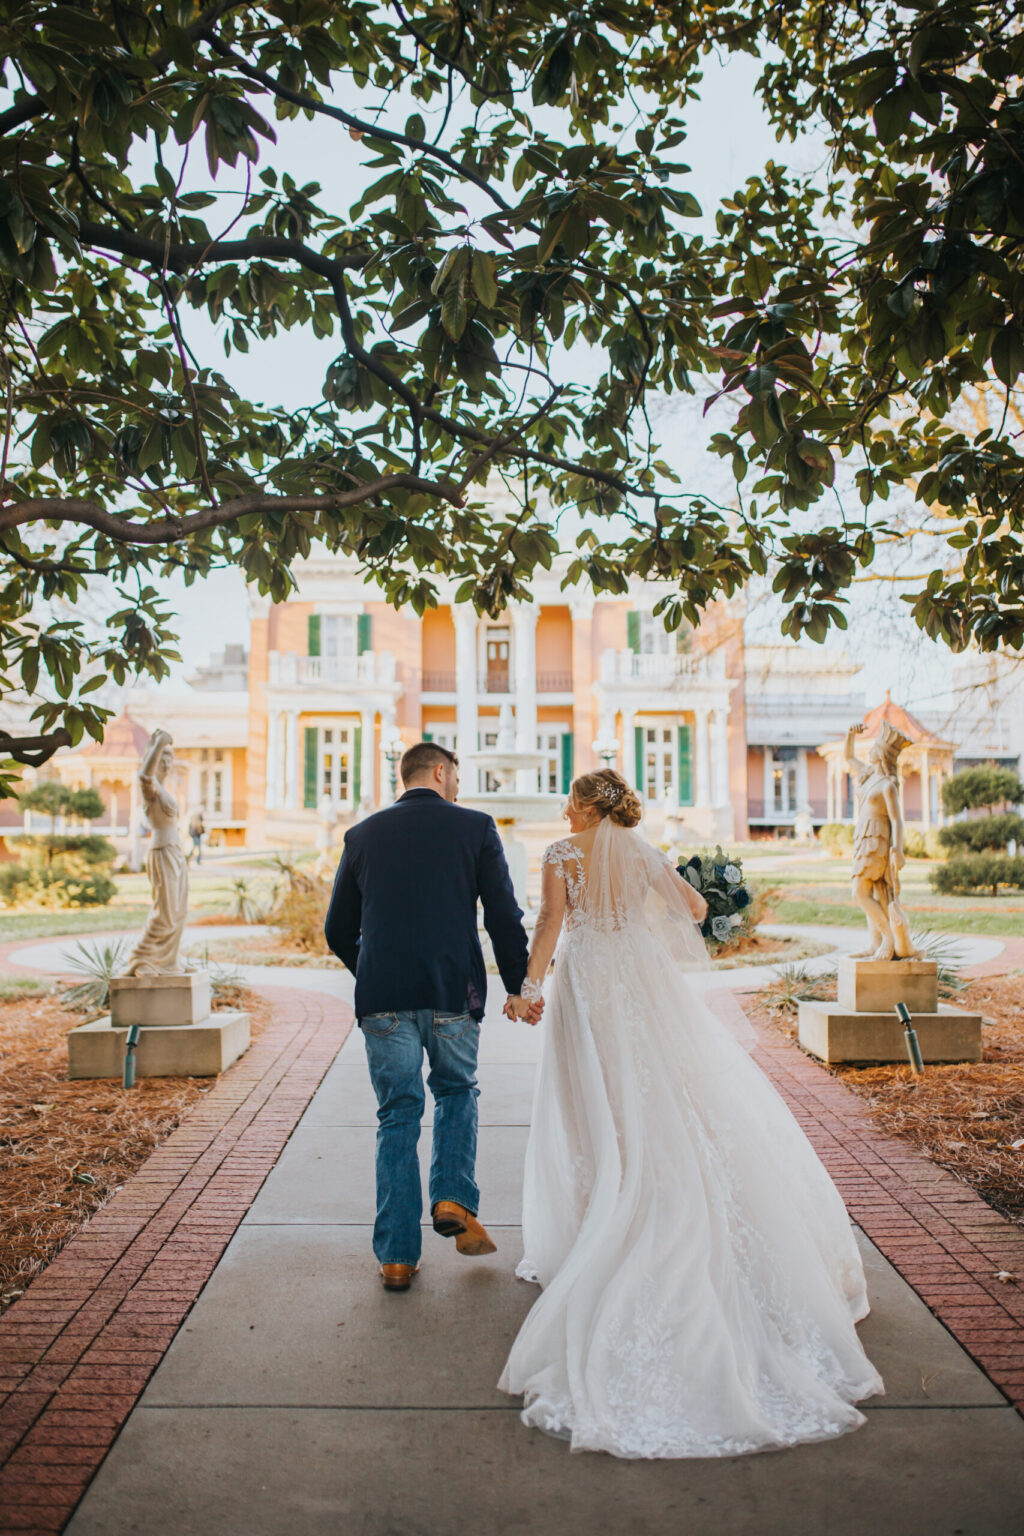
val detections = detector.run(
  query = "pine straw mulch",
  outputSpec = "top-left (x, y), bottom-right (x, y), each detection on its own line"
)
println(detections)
top-left (752, 972), bottom-right (1024, 1226)
top-left (0, 983), bottom-right (270, 1310)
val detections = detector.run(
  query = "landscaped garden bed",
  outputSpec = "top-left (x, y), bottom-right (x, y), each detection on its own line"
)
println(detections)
top-left (752, 971), bottom-right (1024, 1226)
top-left (0, 978), bottom-right (269, 1310)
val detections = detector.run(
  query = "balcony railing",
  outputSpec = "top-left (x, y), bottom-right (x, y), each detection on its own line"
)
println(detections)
top-left (537, 670), bottom-right (573, 693)
top-left (422, 670), bottom-right (456, 693)
top-left (598, 648), bottom-right (725, 685)
top-left (268, 651), bottom-right (397, 687)
top-left (419, 668), bottom-right (573, 695)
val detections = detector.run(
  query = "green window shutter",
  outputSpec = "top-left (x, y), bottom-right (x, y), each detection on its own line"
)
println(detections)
top-left (357, 613), bottom-right (372, 654)
top-left (422, 731), bottom-right (433, 742)
top-left (303, 727), bottom-right (318, 808)
top-left (352, 724), bottom-right (362, 806)
top-left (634, 724), bottom-right (643, 790)
top-left (560, 732), bottom-right (574, 795)
top-left (677, 723), bottom-right (694, 807)
top-left (626, 610), bottom-right (640, 653)
top-left (307, 614), bottom-right (320, 657)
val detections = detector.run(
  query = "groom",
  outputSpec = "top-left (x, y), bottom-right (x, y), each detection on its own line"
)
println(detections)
top-left (324, 741), bottom-right (540, 1292)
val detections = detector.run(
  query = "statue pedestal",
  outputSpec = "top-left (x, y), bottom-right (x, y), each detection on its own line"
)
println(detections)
top-left (837, 956), bottom-right (938, 1013)
top-left (799, 956), bottom-right (981, 1065)
top-left (110, 972), bottom-right (211, 1027)
top-left (67, 973), bottom-right (249, 1080)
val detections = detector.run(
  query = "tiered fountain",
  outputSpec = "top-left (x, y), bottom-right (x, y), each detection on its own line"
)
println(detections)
top-left (459, 703), bottom-right (562, 908)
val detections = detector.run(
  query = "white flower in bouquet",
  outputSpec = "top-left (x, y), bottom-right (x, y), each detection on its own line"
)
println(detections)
top-left (724, 864), bottom-right (742, 885)
top-left (711, 914), bottom-right (733, 943)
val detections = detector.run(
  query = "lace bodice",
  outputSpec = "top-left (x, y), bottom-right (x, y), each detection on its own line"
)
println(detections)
top-left (541, 838), bottom-right (587, 929)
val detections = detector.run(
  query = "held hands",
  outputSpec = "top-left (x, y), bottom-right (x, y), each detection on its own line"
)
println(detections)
top-left (504, 993), bottom-right (544, 1025)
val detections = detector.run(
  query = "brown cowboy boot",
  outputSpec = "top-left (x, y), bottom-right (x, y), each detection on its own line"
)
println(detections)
top-left (432, 1201), bottom-right (498, 1256)
top-left (380, 1263), bottom-right (420, 1291)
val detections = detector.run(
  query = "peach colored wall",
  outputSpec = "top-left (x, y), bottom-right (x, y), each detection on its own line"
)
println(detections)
top-left (272, 600), bottom-right (314, 654)
top-left (592, 601), bottom-right (629, 653)
top-left (536, 607), bottom-right (572, 672)
top-left (422, 708), bottom-right (456, 726)
top-left (368, 602), bottom-right (419, 729)
top-left (246, 615), bottom-right (269, 842)
top-left (422, 607), bottom-right (455, 672)
top-left (746, 748), bottom-right (764, 816)
top-left (902, 770), bottom-right (922, 816)
top-left (571, 607), bottom-right (595, 774)
top-left (807, 751), bottom-right (828, 813)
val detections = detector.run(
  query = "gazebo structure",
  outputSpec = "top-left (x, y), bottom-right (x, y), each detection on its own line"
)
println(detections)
top-left (818, 692), bottom-right (955, 829)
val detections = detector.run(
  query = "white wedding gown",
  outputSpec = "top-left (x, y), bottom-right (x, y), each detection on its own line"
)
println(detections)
top-left (497, 819), bottom-right (883, 1458)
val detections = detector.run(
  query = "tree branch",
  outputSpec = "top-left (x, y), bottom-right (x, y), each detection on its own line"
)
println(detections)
top-left (0, 476), bottom-right (465, 543)
top-left (76, 221), bottom-right (367, 277)
top-left (0, 729), bottom-right (72, 768)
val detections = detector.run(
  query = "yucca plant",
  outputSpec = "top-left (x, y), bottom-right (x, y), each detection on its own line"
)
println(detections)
top-left (60, 938), bottom-right (131, 1012)
top-left (910, 930), bottom-right (968, 998)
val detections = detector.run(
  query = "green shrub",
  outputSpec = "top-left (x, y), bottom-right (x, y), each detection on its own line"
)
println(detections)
top-left (904, 830), bottom-right (926, 858)
top-left (942, 766), bottom-right (1024, 816)
top-left (938, 813), bottom-right (1024, 853)
top-left (819, 822), bottom-right (854, 856)
top-left (924, 828), bottom-right (945, 860)
top-left (930, 855), bottom-right (1024, 898)
top-left (0, 859), bottom-right (117, 909)
top-left (3, 785), bottom-right (116, 909)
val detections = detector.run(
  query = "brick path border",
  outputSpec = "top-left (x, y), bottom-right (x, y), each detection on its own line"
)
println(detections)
top-left (709, 988), bottom-right (1024, 1418)
top-left (0, 930), bottom-right (1020, 1532)
top-left (0, 984), bottom-right (352, 1535)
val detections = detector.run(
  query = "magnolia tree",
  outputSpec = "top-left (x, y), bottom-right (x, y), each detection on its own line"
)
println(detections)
top-left (0, 0), bottom-right (1022, 788)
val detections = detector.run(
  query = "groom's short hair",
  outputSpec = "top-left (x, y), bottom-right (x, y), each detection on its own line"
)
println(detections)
top-left (400, 741), bottom-right (458, 786)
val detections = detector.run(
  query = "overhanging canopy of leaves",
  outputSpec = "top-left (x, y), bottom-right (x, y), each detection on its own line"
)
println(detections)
top-left (0, 0), bottom-right (1023, 778)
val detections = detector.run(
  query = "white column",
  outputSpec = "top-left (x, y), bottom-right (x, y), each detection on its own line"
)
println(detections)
top-left (512, 604), bottom-right (539, 792)
top-left (796, 746), bottom-right (809, 812)
top-left (360, 707), bottom-right (374, 810)
top-left (921, 748), bottom-right (931, 828)
top-left (265, 709), bottom-right (280, 809)
top-left (128, 775), bottom-right (141, 872)
top-left (695, 707), bottom-right (711, 808)
top-left (712, 706), bottom-right (730, 806)
top-left (454, 607), bottom-right (478, 763)
top-left (621, 709), bottom-right (636, 789)
top-left (284, 709), bottom-right (299, 809)
top-left (764, 748), bottom-right (774, 818)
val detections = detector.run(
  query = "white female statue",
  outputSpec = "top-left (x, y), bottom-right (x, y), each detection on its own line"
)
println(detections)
top-left (845, 719), bottom-right (920, 961)
top-left (123, 728), bottom-right (190, 975)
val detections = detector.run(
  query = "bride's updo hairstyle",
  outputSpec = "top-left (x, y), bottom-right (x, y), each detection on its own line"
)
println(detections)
top-left (571, 769), bottom-right (642, 829)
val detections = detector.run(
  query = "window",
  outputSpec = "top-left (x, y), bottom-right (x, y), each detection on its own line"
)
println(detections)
top-left (536, 728), bottom-right (568, 793)
top-left (303, 722), bottom-right (362, 808)
top-left (478, 729), bottom-right (500, 792)
top-left (322, 615), bottom-right (357, 661)
top-left (771, 756), bottom-right (798, 816)
top-left (212, 770), bottom-right (223, 814)
top-left (643, 726), bottom-right (675, 802)
top-left (638, 613), bottom-right (674, 657)
top-left (485, 628), bottom-right (510, 692)
top-left (319, 725), bottom-right (353, 804)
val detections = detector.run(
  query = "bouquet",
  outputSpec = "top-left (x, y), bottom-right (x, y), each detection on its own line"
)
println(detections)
top-left (678, 845), bottom-right (753, 950)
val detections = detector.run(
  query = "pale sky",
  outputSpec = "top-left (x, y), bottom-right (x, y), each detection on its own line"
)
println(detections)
top-left (135, 46), bottom-right (956, 717)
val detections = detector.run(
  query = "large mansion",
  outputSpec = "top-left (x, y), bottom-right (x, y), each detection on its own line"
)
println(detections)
top-left (5, 555), bottom-right (1022, 860)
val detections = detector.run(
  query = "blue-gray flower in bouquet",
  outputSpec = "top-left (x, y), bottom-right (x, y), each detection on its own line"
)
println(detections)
top-left (677, 846), bottom-right (756, 950)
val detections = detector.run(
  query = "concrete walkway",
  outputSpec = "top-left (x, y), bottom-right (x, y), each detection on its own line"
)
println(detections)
top-left (58, 969), bottom-right (1024, 1536)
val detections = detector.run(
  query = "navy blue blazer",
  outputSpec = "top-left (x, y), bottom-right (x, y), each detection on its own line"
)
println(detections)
top-left (324, 787), bottom-right (529, 1021)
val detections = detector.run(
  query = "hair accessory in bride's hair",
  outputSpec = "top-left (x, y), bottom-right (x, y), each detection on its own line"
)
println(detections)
top-left (602, 780), bottom-right (624, 804)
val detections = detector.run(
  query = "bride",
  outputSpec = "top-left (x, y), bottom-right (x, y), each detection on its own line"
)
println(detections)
top-left (498, 768), bottom-right (883, 1459)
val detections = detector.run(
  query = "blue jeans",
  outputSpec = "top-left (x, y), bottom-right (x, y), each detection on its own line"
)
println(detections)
top-left (359, 1008), bottom-right (481, 1266)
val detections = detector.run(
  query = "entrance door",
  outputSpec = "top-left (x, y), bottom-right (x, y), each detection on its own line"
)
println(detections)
top-left (320, 725), bottom-right (354, 806)
top-left (642, 725), bottom-right (675, 802)
top-left (485, 629), bottom-right (510, 693)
